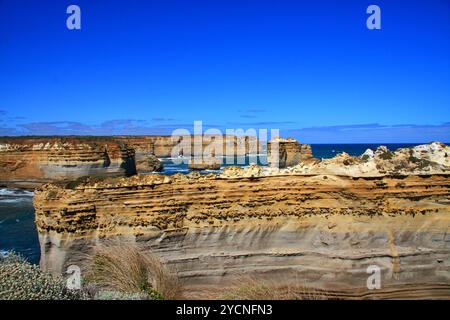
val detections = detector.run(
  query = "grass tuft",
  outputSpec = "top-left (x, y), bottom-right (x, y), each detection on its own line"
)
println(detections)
top-left (223, 276), bottom-right (327, 300)
top-left (84, 242), bottom-right (182, 300)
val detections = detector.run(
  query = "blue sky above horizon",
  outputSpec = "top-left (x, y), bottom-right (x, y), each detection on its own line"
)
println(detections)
top-left (0, 0), bottom-right (449, 143)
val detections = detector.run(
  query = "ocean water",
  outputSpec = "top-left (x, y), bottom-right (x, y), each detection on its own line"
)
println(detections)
top-left (0, 143), bottom-right (426, 264)
top-left (311, 143), bottom-right (420, 159)
top-left (0, 188), bottom-right (39, 264)
top-left (159, 154), bottom-right (269, 175)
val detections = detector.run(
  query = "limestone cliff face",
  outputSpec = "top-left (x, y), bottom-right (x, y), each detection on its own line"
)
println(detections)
top-left (114, 135), bottom-right (260, 174)
top-left (267, 138), bottom-right (314, 168)
top-left (275, 142), bottom-right (450, 177)
top-left (34, 170), bottom-right (450, 298)
top-left (0, 135), bottom-right (260, 185)
top-left (114, 136), bottom-right (175, 158)
top-left (135, 154), bottom-right (163, 173)
top-left (115, 135), bottom-right (261, 158)
top-left (188, 157), bottom-right (221, 170)
top-left (0, 137), bottom-right (136, 188)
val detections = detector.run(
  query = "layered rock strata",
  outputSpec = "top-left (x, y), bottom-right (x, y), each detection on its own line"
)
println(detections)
top-left (115, 135), bottom-right (261, 158)
top-left (274, 142), bottom-right (450, 177)
top-left (188, 157), bottom-right (221, 170)
top-left (0, 137), bottom-right (136, 188)
top-left (135, 154), bottom-right (163, 173)
top-left (267, 137), bottom-right (314, 168)
top-left (34, 143), bottom-right (450, 299)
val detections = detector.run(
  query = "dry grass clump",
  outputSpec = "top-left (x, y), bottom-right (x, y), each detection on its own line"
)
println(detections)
top-left (223, 276), bottom-right (327, 300)
top-left (84, 242), bottom-right (182, 300)
top-left (0, 252), bottom-right (85, 300)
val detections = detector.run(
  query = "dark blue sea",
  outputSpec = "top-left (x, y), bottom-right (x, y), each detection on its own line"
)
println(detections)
top-left (0, 143), bottom-right (426, 264)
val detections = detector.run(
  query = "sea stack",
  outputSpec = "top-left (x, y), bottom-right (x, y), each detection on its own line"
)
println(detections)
top-left (267, 137), bottom-right (313, 168)
top-left (135, 154), bottom-right (164, 173)
top-left (188, 157), bottom-right (221, 170)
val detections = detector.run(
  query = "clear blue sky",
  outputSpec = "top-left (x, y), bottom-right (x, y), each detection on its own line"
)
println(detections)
top-left (0, 0), bottom-right (449, 143)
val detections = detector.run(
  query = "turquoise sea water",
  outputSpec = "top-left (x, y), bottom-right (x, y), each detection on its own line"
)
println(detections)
top-left (0, 143), bottom-right (428, 264)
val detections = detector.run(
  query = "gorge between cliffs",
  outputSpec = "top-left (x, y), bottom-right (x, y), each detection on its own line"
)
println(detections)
top-left (1, 136), bottom-right (450, 299)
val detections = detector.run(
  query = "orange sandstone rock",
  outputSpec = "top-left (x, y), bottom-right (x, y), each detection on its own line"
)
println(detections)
top-left (0, 137), bottom-right (136, 188)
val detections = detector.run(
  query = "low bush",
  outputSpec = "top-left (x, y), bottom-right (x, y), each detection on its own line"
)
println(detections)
top-left (0, 252), bottom-right (85, 300)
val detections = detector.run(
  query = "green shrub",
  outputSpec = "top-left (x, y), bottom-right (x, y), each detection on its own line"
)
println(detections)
top-left (0, 252), bottom-right (86, 300)
top-left (378, 151), bottom-right (394, 160)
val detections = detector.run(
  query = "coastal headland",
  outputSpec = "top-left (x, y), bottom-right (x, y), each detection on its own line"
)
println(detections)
top-left (0, 135), bottom-right (260, 188)
top-left (31, 140), bottom-right (450, 299)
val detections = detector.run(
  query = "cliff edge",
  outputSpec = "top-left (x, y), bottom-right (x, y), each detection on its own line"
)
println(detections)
top-left (33, 142), bottom-right (450, 298)
top-left (0, 137), bottom-right (136, 188)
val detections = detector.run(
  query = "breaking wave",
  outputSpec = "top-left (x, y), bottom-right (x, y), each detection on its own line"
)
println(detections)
top-left (0, 188), bottom-right (34, 203)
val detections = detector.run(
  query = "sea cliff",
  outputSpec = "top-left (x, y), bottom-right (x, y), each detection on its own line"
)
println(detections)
top-left (0, 137), bottom-right (136, 188)
top-left (0, 135), bottom-right (261, 186)
top-left (33, 142), bottom-right (450, 298)
top-left (114, 135), bottom-right (261, 158)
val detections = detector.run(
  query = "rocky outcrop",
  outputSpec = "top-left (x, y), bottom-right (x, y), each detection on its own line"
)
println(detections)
top-left (117, 134), bottom-right (260, 173)
top-left (135, 154), bottom-right (163, 173)
top-left (33, 142), bottom-right (450, 299)
top-left (0, 134), bottom-right (261, 187)
top-left (188, 157), bottom-right (221, 170)
top-left (267, 138), bottom-right (314, 168)
top-left (0, 137), bottom-right (136, 188)
top-left (278, 142), bottom-right (450, 177)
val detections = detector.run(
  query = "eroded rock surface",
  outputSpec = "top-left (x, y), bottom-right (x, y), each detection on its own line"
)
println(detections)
top-left (0, 137), bottom-right (136, 188)
top-left (33, 142), bottom-right (450, 299)
top-left (115, 135), bottom-right (261, 158)
top-left (267, 137), bottom-right (314, 168)
top-left (188, 157), bottom-right (221, 170)
top-left (135, 154), bottom-right (163, 173)
top-left (261, 142), bottom-right (450, 178)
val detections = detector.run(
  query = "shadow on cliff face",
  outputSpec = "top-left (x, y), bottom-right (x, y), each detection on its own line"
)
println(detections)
top-left (121, 154), bottom-right (137, 176)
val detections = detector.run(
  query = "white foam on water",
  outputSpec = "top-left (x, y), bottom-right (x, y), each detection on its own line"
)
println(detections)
top-left (0, 198), bottom-right (31, 204)
top-left (161, 156), bottom-right (190, 161)
top-left (0, 188), bottom-right (34, 203)
top-left (0, 188), bottom-right (34, 197)
top-left (0, 189), bottom-right (20, 196)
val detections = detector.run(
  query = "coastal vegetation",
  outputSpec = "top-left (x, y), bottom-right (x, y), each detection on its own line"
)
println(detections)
top-left (83, 243), bottom-right (183, 300)
top-left (223, 277), bottom-right (325, 300)
top-left (0, 245), bottom-right (182, 300)
top-left (0, 252), bottom-right (85, 300)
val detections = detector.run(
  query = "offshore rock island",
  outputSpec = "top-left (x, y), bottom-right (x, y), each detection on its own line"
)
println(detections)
top-left (29, 139), bottom-right (450, 299)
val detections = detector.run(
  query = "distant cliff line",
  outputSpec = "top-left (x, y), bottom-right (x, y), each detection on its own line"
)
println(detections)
top-left (0, 135), bottom-right (263, 156)
top-left (0, 135), bottom-right (262, 188)
top-left (1, 136), bottom-right (449, 188)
